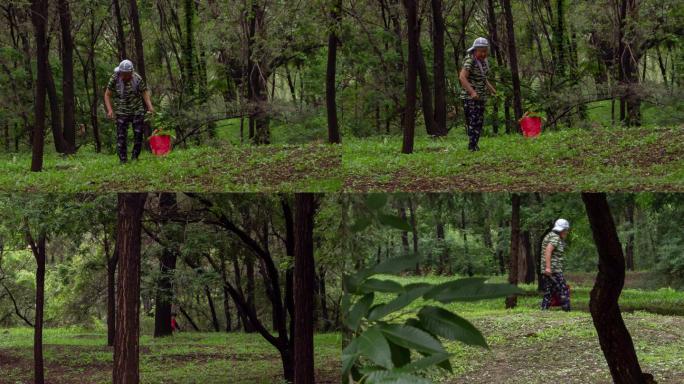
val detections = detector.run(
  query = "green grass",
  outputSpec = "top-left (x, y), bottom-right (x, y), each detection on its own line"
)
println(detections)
top-left (363, 274), bottom-right (684, 383)
top-left (0, 142), bottom-right (341, 192)
top-left (0, 328), bottom-right (341, 384)
top-left (343, 126), bottom-right (684, 192)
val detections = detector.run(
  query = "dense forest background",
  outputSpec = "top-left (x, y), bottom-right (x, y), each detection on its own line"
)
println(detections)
top-left (1, 0), bottom-right (681, 156)
top-left (342, 193), bottom-right (684, 288)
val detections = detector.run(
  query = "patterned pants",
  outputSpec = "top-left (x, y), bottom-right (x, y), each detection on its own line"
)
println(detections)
top-left (462, 99), bottom-right (485, 149)
top-left (541, 272), bottom-right (571, 311)
top-left (116, 115), bottom-right (145, 162)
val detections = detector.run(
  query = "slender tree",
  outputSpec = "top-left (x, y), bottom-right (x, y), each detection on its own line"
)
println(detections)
top-left (582, 193), bottom-right (654, 384)
top-left (326, 0), bottom-right (342, 144)
top-left (30, 0), bottom-right (48, 172)
top-left (431, 0), bottom-right (447, 136)
top-left (58, 0), bottom-right (76, 153)
top-left (113, 193), bottom-right (147, 384)
top-left (506, 193), bottom-right (520, 308)
top-left (26, 231), bottom-right (46, 384)
top-left (501, 0), bottom-right (523, 125)
top-left (154, 193), bottom-right (178, 337)
top-left (293, 193), bottom-right (319, 384)
top-left (128, 0), bottom-right (146, 80)
top-left (401, 0), bottom-right (419, 154)
top-left (112, 0), bottom-right (127, 60)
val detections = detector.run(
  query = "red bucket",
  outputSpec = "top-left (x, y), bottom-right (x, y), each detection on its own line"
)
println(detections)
top-left (520, 116), bottom-right (542, 137)
top-left (149, 133), bottom-right (172, 156)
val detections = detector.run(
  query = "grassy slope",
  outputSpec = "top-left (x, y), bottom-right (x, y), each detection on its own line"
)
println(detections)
top-left (343, 126), bottom-right (684, 192)
top-left (0, 143), bottom-right (341, 192)
top-left (0, 330), bottom-right (341, 384)
top-left (371, 275), bottom-right (684, 383)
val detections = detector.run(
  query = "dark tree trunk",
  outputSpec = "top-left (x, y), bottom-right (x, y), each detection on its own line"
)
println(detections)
top-left (436, 221), bottom-right (447, 274)
top-left (431, 0), bottom-right (447, 136)
top-left (30, 0), bottom-right (48, 172)
top-left (128, 0), bottom-right (146, 80)
top-left (221, 260), bottom-right (232, 332)
top-left (89, 14), bottom-right (101, 152)
top-left (112, 0), bottom-right (127, 60)
top-left (318, 267), bottom-right (330, 331)
top-left (582, 193), bottom-right (653, 384)
top-left (506, 194), bottom-right (520, 308)
top-left (205, 285), bottom-right (221, 332)
top-left (245, 256), bottom-right (257, 333)
top-left (58, 0), bottom-right (76, 153)
top-left (618, 0), bottom-right (641, 127)
top-left (154, 193), bottom-right (178, 338)
top-left (113, 193), bottom-right (146, 384)
top-left (625, 195), bottom-right (635, 271)
top-left (486, 0), bottom-right (503, 133)
top-left (416, 45), bottom-right (436, 136)
top-left (293, 193), bottom-right (319, 384)
top-left (401, 0), bottom-right (418, 154)
top-left (502, 0), bottom-right (524, 125)
top-left (106, 241), bottom-right (118, 347)
top-left (247, 2), bottom-right (270, 145)
top-left (326, 0), bottom-right (342, 144)
top-left (27, 232), bottom-right (46, 384)
top-left (179, 305), bottom-right (200, 331)
top-left (46, 67), bottom-right (67, 153)
top-left (408, 198), bottom-right (420, 274)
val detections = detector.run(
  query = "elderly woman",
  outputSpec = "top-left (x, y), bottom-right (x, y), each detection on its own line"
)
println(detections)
top-left (541, 219), bottom-right (571, 311)
top-left (459, 37), bottom-right (497, 151)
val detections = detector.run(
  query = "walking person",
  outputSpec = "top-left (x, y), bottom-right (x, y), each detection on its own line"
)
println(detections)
top-left (540, 219), bottom-right (571, 311)
top-left (104, 60), bottom-right (154, 164)
top-left (459, 37), bottom-right (497, 151)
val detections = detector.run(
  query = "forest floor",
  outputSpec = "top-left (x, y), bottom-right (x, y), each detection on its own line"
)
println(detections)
top-left (0, 330), bottom-right (341, 384)
top-left (0, 142), bottom-right (341, 192)
top-left (377, 275), bottom-right (684, 384)
top-left (343, 126), bottom-right (684, 192)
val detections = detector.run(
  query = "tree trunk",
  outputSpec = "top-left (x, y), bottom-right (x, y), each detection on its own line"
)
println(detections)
top-left (326, 0), bottom-right (342, 144)
top-left (416, 45), bottom-right (436, 136)
top-left (112, 0), bottom-right (127, 60)
top-left (408, 198), bottom-right (420, 274)
top-left (113, 193), bottom-right (146, 384)
top-left (89, 15), bottom-right (102, 152)
top-left (46, 67), bottom-right (67, 153)
top-left (30, 0), bottom-right (48, 172)
top-left (128, 0), bottom-right (146, 80)
top-left (506, 194), bottom-right (520, 308)
top-left (154, 193), bottom-right (178, 338)
top-left (293, 193), bottom-right (319, 384)
top-left (58, 0), bottom-right (76, 153)
top-left (205, 285), bottom-right (221, 332)
top-left (624, 196), bottom-right (635, 271)
top-left (27, 232), bottom-right (46, 384)
top-left (431, 0), bottom-right (447, 136)
top-left (502, 0), bottom-right (524, 125)
top-left (582, 193), bottom-right (653, 384)
top-left (106, 243), bottom-right (118, 347)
top-left (401, 0), bottom-right (418, 154)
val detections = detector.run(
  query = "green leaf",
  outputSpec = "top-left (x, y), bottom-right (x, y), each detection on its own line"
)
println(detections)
top-left (364, 371), bottom-right (433, 384)
top-left (424, 278), bottom-right (524, 303)
top-left (341, 337), bottom-right (360, 378)
top-left (357, 326), bottom-right (393, 369)
top-left (345, 293), bottom-right (374, 331)
top-left (404, 318), bottom-right (453, 373)
top-left (367, 285), bottom-right (432, 321)
top-left (359, 278), bottom-right (405, 293)
top-left (366, 194), bottom-right (388, 210)
top-left (388, 339), bottom-right (411, 368)
top-left (350, 217), bottom-right (372, 232)
top-left (379, 324), bottom-right (445, 354)
top-left (418, 306), bottom-right (488, 348)
top-left (395, 352), bottom-right (451, 373)
top-left (377, 214), bottom-right (412, 231)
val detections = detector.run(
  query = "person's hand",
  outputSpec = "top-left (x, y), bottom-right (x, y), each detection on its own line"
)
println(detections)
top-left (106, 110), bottom-right (114, 120)
top-left (470, 90), bottom-right (480, 100)
top-left (147, 106), bottom-right (155, 114)
top-left (544, 268), bottom-right (552, 276)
